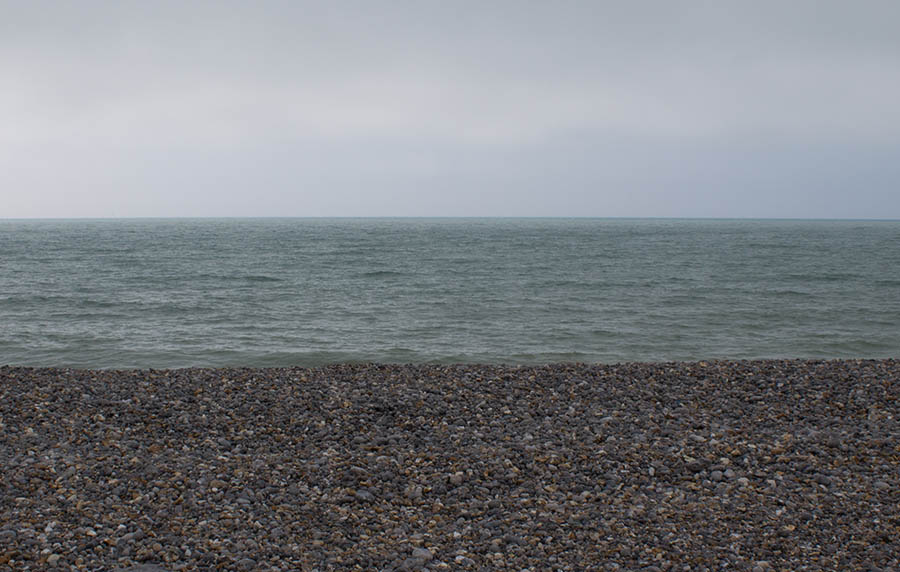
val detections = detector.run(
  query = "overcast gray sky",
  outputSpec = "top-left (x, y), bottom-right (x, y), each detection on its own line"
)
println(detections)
top-left (2, 0), bottom-right (899, 218)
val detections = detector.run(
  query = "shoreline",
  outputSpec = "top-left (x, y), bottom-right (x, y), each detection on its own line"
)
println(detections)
top-left (2, 359), bottom-right (897, 570)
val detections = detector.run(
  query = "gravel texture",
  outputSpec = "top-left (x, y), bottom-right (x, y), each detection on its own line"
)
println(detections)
top-left (1, 360), bottom-right (898, 571)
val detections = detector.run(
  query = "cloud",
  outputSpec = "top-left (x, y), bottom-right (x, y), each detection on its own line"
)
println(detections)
top-left (2, 0), bottom-right (899, 217)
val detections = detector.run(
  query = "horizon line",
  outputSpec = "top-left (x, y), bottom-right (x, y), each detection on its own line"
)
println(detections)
top-left (2, 215), bottom-right (899, 222)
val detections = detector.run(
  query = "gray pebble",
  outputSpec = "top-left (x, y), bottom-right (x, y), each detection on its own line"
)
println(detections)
top-left (2, 361), bottom-right (898, 571)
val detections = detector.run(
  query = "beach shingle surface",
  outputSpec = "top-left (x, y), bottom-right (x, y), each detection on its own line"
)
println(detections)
top-left (1, 360), bottom-right (898, 571)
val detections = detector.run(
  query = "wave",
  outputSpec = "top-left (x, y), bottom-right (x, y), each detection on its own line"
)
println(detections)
top-left (771, 289), bottom-right (813, 298)
top-left (243, 275), bottom-right (284, 283)
top-left (357, 270), bottom-right (405, 278)
top-left (191, 273), bottom-right (284, 283)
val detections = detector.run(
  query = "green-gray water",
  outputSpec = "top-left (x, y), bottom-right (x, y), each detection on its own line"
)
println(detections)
top-left (1, 218), bottom-right (898, 368)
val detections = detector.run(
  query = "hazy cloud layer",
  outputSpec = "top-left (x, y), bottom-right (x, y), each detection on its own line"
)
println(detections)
top-left (3, 0), bottom-right (899, 218)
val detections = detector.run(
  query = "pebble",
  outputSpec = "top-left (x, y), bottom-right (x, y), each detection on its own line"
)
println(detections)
top-left (0, 360), bottom-right (897, 570)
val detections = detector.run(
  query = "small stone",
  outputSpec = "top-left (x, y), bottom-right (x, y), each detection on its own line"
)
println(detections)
top-left (411, 547), bottom-right (433, 561)
top-left (355, 490), bottom-right (375, 502)
top-left (399, 557), bottom-right (423, 570)
top-left (47, 554), bottom-right (61, 565)
top-left (686, 460), bottom-right (707, 473)
top-left (235, 557), bottom-right (256, 570)
top-left (710, 470), bottom-right (724, 482)
top-left (504, 534), bottom-right (525, 545)
top-left (450, 472), bottom-right (465, 485)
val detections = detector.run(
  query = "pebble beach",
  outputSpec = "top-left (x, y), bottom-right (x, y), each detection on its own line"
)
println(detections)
top-left (1, 359), bottom-right (897, 571)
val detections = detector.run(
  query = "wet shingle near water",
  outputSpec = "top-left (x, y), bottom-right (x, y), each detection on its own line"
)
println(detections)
top-left (1, 359), bottom-right (898, 570)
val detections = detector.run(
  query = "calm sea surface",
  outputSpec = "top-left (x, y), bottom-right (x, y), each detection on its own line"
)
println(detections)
top-left (1, 218), bottom-right (898, 368)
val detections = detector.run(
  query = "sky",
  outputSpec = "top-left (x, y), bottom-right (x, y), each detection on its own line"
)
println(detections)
top-left (2, 0), bottom-right (899, 219)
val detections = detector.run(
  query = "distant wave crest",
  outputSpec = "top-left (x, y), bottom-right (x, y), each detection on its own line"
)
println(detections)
top-left (358, 270), bottom-right (404, 278)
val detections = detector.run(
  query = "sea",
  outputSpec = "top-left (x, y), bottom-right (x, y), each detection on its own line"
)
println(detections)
top-left (1, 218), bottom-right (898, 369)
